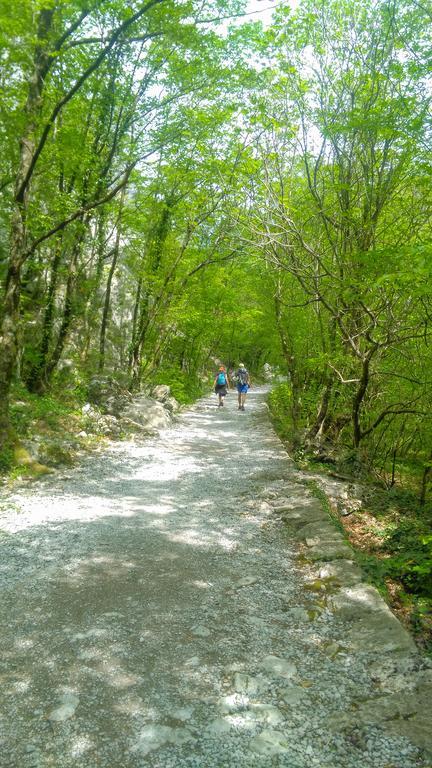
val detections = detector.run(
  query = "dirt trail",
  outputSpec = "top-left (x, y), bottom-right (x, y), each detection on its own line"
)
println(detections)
top-left (0, 388), bottom-right (431, 768)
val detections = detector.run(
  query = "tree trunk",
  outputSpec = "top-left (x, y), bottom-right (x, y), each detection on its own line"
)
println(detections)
top-left (99, 190), bottom-right (125, 372)
top-left (25, 239), bottom-right (63, 393)
top-left (28, 231), bottom-right (83, 394)
top-left (0, 8), bottom-right (54, 441)
top-left (352, 354), bottom-right (371, 448)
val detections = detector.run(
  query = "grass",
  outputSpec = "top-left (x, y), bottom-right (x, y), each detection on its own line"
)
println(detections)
top-left (0, 382), bottom-right (103, 480)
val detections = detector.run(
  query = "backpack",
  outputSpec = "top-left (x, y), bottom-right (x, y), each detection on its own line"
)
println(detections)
top-left (216, 372), bottom-right (226, 386)
top-left (237, 368), bottom-right (248, 385)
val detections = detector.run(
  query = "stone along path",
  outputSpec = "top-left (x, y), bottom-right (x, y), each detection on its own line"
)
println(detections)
top-left (0, 388), bottom-right (431, 768)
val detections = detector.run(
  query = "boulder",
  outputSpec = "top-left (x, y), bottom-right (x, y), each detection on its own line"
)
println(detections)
top-left (151, 384), bottom-right (171, 402)
top-left (87, 376), bottom-right (132, 414)
top-left (165, 396), bottom-right (180, 414)
top-left (122, 396), bottom-right (172, 432)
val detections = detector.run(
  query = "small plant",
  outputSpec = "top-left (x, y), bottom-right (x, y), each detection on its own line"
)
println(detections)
top-left (0, 446), bottom-right (14, 473)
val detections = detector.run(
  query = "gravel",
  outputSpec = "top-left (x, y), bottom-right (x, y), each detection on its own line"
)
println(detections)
top-left (0, 387), bottom-right (429, 768)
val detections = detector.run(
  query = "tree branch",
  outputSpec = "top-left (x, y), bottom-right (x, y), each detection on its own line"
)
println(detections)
top-left (25, 162), bottom-right (137, 257)
top-left (16, 0), bottom-right (167, 203)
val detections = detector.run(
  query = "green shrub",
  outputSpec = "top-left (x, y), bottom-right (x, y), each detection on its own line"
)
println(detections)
top-left (0, 446), bottom-right (14, 473)
top-left (152, 367), bottom-right (206, 404)
top-left (268, 383), bottom-right (292, 440)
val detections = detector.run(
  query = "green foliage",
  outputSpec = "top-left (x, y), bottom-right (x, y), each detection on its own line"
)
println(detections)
top-left (0, 446), bottom-right (14, 473)
top-left (152, 366), bottom-right (205, 405)
top-left (268, 383), bottom-right (292, 441)
top-left (10, 385), bottom-right (79, 437)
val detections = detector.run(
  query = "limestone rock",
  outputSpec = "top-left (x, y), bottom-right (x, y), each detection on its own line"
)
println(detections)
top-left (261, 655), bottom-right (297, 679)
top-left (249, 729), bottom-right (289, 755)
top-left (48, 693), bottom-right (79, 722)
top-left (329, 584), bottom-right (398, 619)
top-left (133, 724), bottom-right (194, 755)
top-left (294, 520), bottom-right (342, 542)
top-left (151, 384), bottom-right (171, 402)
top-left (307, 541), bottom-right (353, 561)
top-left (318, 560), bottom-right (363, 585)
top-left (122, 396), bottom-right (172, 432)
top-left (346, 611), bottom-right (416, 654)
top-left (233, 673), bottom-right (267, 694)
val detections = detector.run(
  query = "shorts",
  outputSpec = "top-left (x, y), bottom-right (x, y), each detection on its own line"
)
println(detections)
top-left (215, 385), bottom-right (227, 395)
top-left (236, 383), bottom-right (248, 394)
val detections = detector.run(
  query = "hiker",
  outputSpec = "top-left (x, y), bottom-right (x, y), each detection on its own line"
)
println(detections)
top-left (213, 366), bottom-right (229, 407)
top-left (236, 363), bottom-right (250, 411)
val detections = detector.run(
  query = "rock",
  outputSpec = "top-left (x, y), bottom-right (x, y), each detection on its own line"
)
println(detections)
top-left (233, 576), bottom-right (258, 588)
top-left (329, 584), bottom-right (398, 619)
top-left (249, 729), bottom-right (289, 755)
top-left (97, 415), bottom-right (123, 437)
top-left (170, 707), bottom-right (194, 722)
top-left (247, 703), bottom-right (285, 725)
top-left (262, 363), bottom-right (274, 381)
top-left (294, 520), bottom-right (343, 542)
top-left (122, 396), bottom-right (172, 432)
top-left (281, 685), bottom-right (309, 706)
top-left (318, 560), bottom-right (363, 585)
top-left (133, 724), bottom-right (194, 755)
top-left (233, 673), bottom-right (267, 694)
top-left (261, 655), bottom-right (297, 679)
top-left (81, 402), bottom-right (101, 418)
top-left (14, 445), bottom-right (53, 474)
top-left (307, 541), bottom-right (353, 561)
top-left (204, 718), bottom-right (232, 736)
top-left (346, 611), bottom-right (416, 654)
top-left (330, 684), bottom-right (432, 754)
top-left (282, 606), bottom-right (309, 622)
top-left (165, 397), bottom-right (180, 414)
top-left (277, 507), bottom-right (326, 529)
top-left (104, 394), bottom-right (132, 417)
top-left (87, 376), bottom-right (132, 413)
top-left (151, 385), bottom-right (171, 402)
top-left (48, 693), bottom-right (79, 722)
top-left (191, 625), bottom-right (211, 638)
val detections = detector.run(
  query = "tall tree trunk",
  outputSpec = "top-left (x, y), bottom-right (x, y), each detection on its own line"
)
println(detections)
top-left (0, 8), bottom-right (54, 441)
top-left (98, 190), bottom-right (125, 372)
top-left (28, 230), bottom-right (83, 394)
top-left (25, 238), bottom-right (63, 393)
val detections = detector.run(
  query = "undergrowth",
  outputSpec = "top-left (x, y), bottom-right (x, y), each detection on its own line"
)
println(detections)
top-left (268, 382), bottom-right (432, 653)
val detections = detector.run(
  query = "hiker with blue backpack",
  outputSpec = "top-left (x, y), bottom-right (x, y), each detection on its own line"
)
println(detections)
top-left (236, 363), bottom-right (251, 411)
top-left (213, 366), bottom-right (230, 407)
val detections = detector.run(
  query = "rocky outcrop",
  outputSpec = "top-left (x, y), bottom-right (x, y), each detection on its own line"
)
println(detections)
top-left (86, 377), bottom-right (180, 435)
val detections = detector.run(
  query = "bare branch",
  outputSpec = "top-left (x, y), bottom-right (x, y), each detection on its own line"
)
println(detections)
top-left (328, 362), bottom-right (360, 384)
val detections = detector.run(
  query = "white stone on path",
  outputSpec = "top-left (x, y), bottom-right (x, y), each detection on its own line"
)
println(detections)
top-left (191, 625), bottom-right (211, 637)
top-left (233, 576), bottom-right (258, 588)
top-left (233, 672), bottom-right (267, 694)
top-left (47, 693), bottom-right (79, 722)
top-left (204, 718), bottom-right (232, 736)
top-left (133, 724), bottom-right (194, 755)
top-left (261, 655), bottom-right (297, 679)
top-left (249, 729), bottom-right (289, 755)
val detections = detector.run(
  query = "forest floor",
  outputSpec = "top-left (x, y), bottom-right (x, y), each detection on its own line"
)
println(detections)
top-left (0, 387), bottom-right (431, 768)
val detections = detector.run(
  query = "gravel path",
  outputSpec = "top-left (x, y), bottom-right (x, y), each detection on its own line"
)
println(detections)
top-left (0, 387), bottom-right (430, 768)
